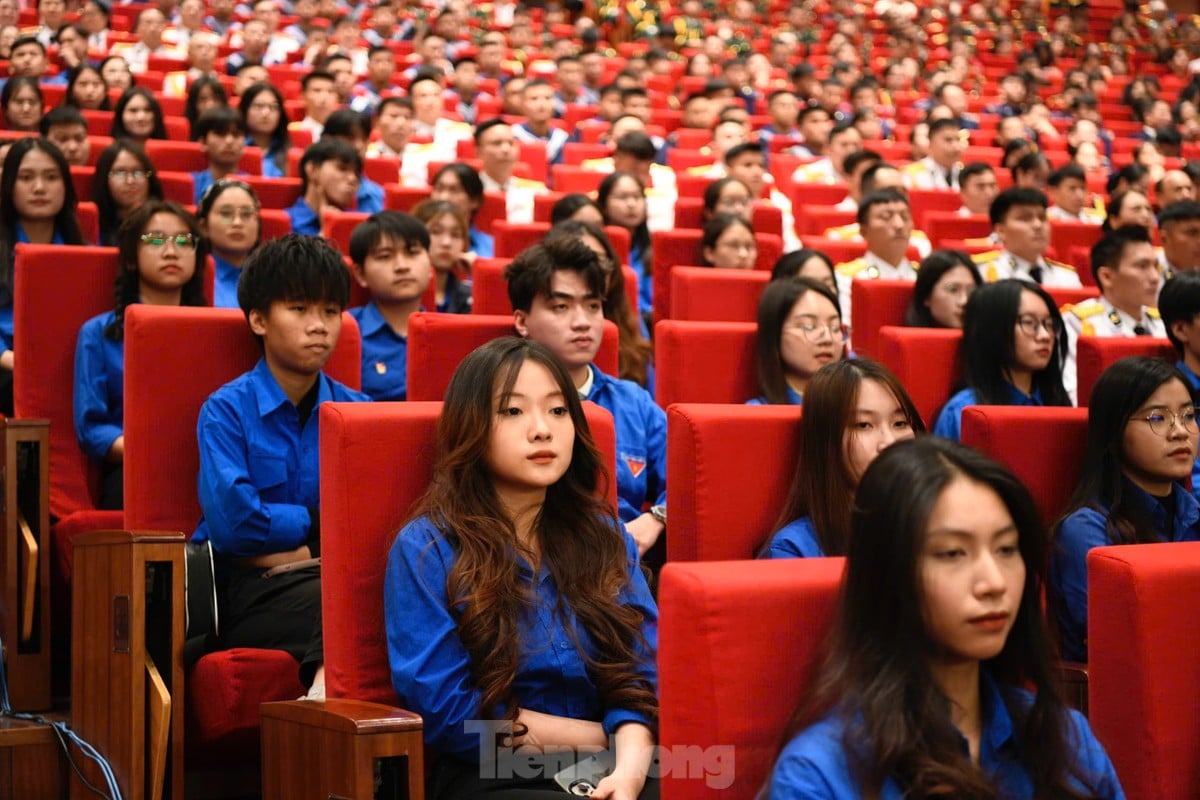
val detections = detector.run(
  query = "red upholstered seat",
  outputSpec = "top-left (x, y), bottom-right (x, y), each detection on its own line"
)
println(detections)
top-left (666, 404), bottom-right (802, 562)
top-left (144, 139), bottom-right (264, 176)
top-left (1074, 337), bottom-right (1175, 407)
top-left (491, 220), bottom-right (632, 264)
top-left (669, 267), bottom-right (768, 322)
top-left (850, 279), bottom-right (914, 360)
top-left (383, 183), bottom-right (432, 212)
top-left (319, 401), bottom-right (618, 704)
top-left (1050, 221), bottom-right (1104, 270)
top-left (1089, 542), bottom-right (1200, 800)
top-left (243, 176), bottom-right (303, 210)
top-left (406, 313), bottom-right (620, 401)
top-left (13, 244), bottom-right (126, 682)
top-left (959, 406), bottom-right (1088, 525)
top-left (908, 189), bottom-right (965, 230)
top-left (470, 257), bottom-right (640, 318)
top-left (926, 212), bottom-right (991, 248)
top-left (875, 326), bottom-right (962, 428)
top-left (654, 321), bottom-right (758, 409)
top-left (122, 305), bottom-right (361, 769)
top-left (658, 559), bottom-right (843, 799)
top-left (651, 231), bottom-right (781, 326)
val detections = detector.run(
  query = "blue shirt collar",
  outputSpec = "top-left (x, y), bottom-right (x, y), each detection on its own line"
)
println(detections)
top-left (1177, 359), bottom-right (1200, 391)
top-left (581, 363), bottom-right (612, 400)
top-left (355, 299), bottom-right (390, 337)
top-left (1120, 475), bottom-right (1200, 540)
top-left (250, 357), bottom-right (332, 418)
top-left (15, 223), bottom-right (65, 245)
top-left (1006, 382), bottom-right (1043, 404)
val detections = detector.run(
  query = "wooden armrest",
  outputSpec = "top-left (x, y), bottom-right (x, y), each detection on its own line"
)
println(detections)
top-left (260, 698), bottom-right (423, 735)
top-left (260, 699), bottom-right (425, 800)
top-left (1057, 661), bottom-right (1089, 683)
top-left (1055, 660), bottom-right (1089, 716)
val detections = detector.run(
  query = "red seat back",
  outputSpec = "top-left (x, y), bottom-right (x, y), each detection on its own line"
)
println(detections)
top-left (1050, 221), bottom-right (1104, 269)
top-left (122, 306), bottom-right (361, 532)
top-left (13, 245), bottom-right (120, 518)
top-left (1074, 337), bottom-right (1175, 407)
top-left (959, 406), bottom-right (1088, 525)
top-left (320, 401), bottom-right (618, 703)
top-left (383, 183), bottom-right (432, 212)
top-left (908, 189), bottom-right (965, 230)
top-left (669, 267), bottom-right (768, 322)
top-left (850, 279), bottom-right (914, 360)
top-left (926, 212), bottom-right (991, 248)
top-left (654, 321), bottom-right (759, 408)
top-left (652, 232), bottom-right (781, 327)
top-left (491, 221), bottom-right (632, 265)
top-left (666, 404), bottom-right (802, 562)
top-left (658, 559), bottom-right (843, 799)
top-left (243, 176), bottom-right (303, 210)
top-left (406, 313), bottom-right (620, 401)
top-left (876, 326), bottom-right (962, 428)
top-left (1089, 542), bottom-right (1200, 800)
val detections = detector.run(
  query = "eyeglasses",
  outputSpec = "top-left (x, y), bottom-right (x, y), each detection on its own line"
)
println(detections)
top-left (788, 320), bottom-right (848, 343)
top-left (248, 102), bottom-right (280, 112)
top-left (215, 207), bottom-right (257, 223)
top-left (9, 98), bottom-right (39, 109)
top-left (110, 169), bottom-right (152, 182)
top-left (1138, 407), bottom-right (1199, 436)
top-left (1015, 314), bottom-right (1059, 337)
top-left (140, 232), bottom-right (197, 250)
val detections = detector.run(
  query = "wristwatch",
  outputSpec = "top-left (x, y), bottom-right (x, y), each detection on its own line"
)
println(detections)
top-left (650, 504), bottom-right (667, 525)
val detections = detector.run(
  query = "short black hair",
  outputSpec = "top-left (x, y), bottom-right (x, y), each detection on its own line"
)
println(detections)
top-left (620, 86), bottom-right (648, 102)
top-left (1160, 272), bottom-right (1200, 357)
top-left (376, 95), bottom-right (412, 117)
top-left (859, 162), bottom-right (899, 195)
top-left (301, 69), bottom-right (336, 91)
top-left (959, 161), bottom-right (994, 186)
top-left (39, 103), bottom-right (86, 136)
top-left (322, 108), bottom-right (371, 140)
top-left (842, 148), bottom-right (882, 176)
top-left (367, 44), bottom-right (393, 59)
top-left (348, 210), bottom-right (430, 266)
top-left (298, 138), bottom-right (361, 194)
top-left (928, 117), bottom-right (961, 137)
top-left (473, 117), bottom-right (509, 146)
top-left (798, 104), bottom-right (829, 124)
top-left (1159, 200), bottom-right (1200, 228)
top-left (192, 105), bottom-right (245, 139)
top-left (237, 234), bottom-right (350, 323)
top-left (856, 187), bottom-right (909, 226)
top-left (1047, 163), bottom-right (1086, 187)
top-left (504, 237), bottom-right (605, 313)
top-left (614, 131), bottom-right (656, 160)
top-left (990, 187), bottom-right (1048, 226)
top-left (829, 119), bottom-right (858, 141)
top-left (723, 141), bottom-right (764, 165)
top-left (1090, 224), bottom-right (1153, 285)
top-left (10, 36), bottom-right (45, 56)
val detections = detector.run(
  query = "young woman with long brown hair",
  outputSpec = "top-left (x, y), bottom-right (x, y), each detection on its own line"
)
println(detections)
top-left (385, 337), bottom-right (659, 799)
top-left (761, 359), bottom-right (924, 558)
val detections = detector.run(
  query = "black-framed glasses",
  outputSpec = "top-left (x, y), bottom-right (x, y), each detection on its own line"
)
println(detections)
top-left (140, 232), bottom-right (197, 250)
top-left (1138, 407), bottom-right (1200, 436)
top-left (1015, 314), bottom-right (1060, 337)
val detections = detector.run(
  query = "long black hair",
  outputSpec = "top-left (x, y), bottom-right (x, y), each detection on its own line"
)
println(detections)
top-left (238, 82), bottom-right (291, 174)
top-left (0, 138), bottom-right (85, 304)
top-left (110, 86), bottom-right (168, 141)
top-left (92, 139), bottom-right (165, 247)
top-left (906, 249), bottom-right (982, 327)
top-left (777, 437), bottom-right (1104, 799)
top-left (598, 170), bottom-right (651, 278)
top-left (960, 279), bottom-right (1070, 406)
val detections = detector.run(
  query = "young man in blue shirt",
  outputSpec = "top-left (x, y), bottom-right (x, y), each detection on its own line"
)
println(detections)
top-left (193, 234), bottom-right (371, 696)
top-left (192, 106), bottom-right (247, 205)
top-left (287, 138), bottom-right (362, 236)
top-left (321, 108), bottom-right (386, 214)
top-left (347, 211), bottom-right (432, 401)
top-left (506, 238), bottom-right (667, 561)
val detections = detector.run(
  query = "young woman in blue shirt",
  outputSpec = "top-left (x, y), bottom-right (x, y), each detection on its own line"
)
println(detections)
top-left (769, 437), bottom-right (1124, 799)
top-left (1051, 356), bottom-right (1200, 663)
top-left (197, 178), bottom-right (262, 309)
top-left (93, 139), bottom-right (165, 247)
top-left (749, 277), bottom-right (846, 406)
top-left (598, 172), bottom-right (652, 315)
top-left (74, 199), bottom-right (209, 509)
top-left (386, 337), bottom-right (658, 799)
top-left (239, 83), bottom-right (290, 178)
top-left (761, 358), bottom-right (923, 559)
top-left (934, 279), bottom-right (1071, 440)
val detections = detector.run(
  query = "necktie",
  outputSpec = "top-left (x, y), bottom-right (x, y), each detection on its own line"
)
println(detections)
top-left (1028, 264), bottom-right (1044, 284)
top-left (1134, 324), bottom-right (1149, 336)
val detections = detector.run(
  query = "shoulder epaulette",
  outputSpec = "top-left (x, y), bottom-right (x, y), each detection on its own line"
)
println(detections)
top-left (972, 250), bottom-right (1002, 264)
top-left (1064, 299), bottom-right (1105, 320)
top-left (1047, 258), bottom-right (1076, 272)
top-left (912, 230), bottom-right (930, 242)
top-left (903, 161), bottom-right (926, 173)
top-left (824, 223), bottom-right (858, 240)
top-left (835, 258), bottom-right (870, 277)
top-left (1148, 307), bottom-right (1161, 319)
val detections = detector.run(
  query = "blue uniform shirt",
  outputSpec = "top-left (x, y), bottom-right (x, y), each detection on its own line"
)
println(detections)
top-left (769, 669), bottom-right (1124, 799)
top-left (287, 196), bottom-right (320, 236)
top-left (358, 176), bottom-right (385, 214)
top-left (1051, 480), bottom-right (1200, 662)
top-left (583, 365), bottom-right (667, 522)
top-left (349, 300), bottom-right (409, 401)
top-left (762, 516), bottom-right (824, 559)
top-left (1176, 360), bottom-right (1200, 504)
top-left (633, 246), bottom-right (651, 315)
top-left (192, 169), bottom-right (216, 205)
top-left (747, 386), bottom-right (804, 406)
top-left (933, 385), bottom-right (1044, 441)
top-left (192, 358), bottom-right (371, 556)
top-left (469, 226), bottom-right (494, 258)
top-left (73, 310), bottom-right (124, 461)
top-left (212, 253), bottom-right (243, 309)
top-left (385, 514), bottom-right (658, 759)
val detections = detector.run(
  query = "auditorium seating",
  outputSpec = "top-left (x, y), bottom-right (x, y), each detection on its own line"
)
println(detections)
top-left (1074, 337), bottom-right (1175, 407)
top-left (669, 267), bottom-right (768, 322)
top-left (875, 326), bottom-right (962, 428)
top-left (491, 220), bottom-right (632, 263)
top-left (654, 321), bottom-right (759, 409)
top-left (1089, 542), bottom-right (1200, 800)
top-left (470, 257), bottom-right (640, 317)
top-left (406, 313), bottom-right (620, 401)
top-left (651, 230), bottom-right (782, 327)
top-left (658, 558), bottom-right (843, 799)
top-left (121, 305), bottom-right (361, 779)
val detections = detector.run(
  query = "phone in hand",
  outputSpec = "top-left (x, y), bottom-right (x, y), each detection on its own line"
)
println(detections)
top-left (553, 750), bottom-right (615, 796)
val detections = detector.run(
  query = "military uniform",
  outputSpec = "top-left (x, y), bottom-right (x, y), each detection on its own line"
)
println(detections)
top-left (581, 158), bottom-right (678, 232)
top-left (902, 157), bottom-right (961, 190)
top-left (1062, 295), bottom-right (1166, 404)
top-left (792, 157), bottom-right (842, 185)
top-left (824, 222), bottom-right (932, 258)
top-left (1048, 205), bottom-right (1104, 225)
top-left (400, 119), bottom-right (473, 186)
top-left (481, 172), bottom-right (548, 224)
top-left (973, 249), bottom-right (1081, 287)
top-left (834, 251), bottom-right (918, 323)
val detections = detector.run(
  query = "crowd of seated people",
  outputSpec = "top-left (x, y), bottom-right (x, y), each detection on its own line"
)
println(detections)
top-left (10, 0), bottom-right (1200, 795)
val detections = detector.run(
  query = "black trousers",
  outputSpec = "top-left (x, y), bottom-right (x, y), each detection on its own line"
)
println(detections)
top-left (431, 756), bottom-right (660, 800)
top-left (99, 464), bottom-right (123, 510)
top-left (216, 561), bottom-right (323, 686)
